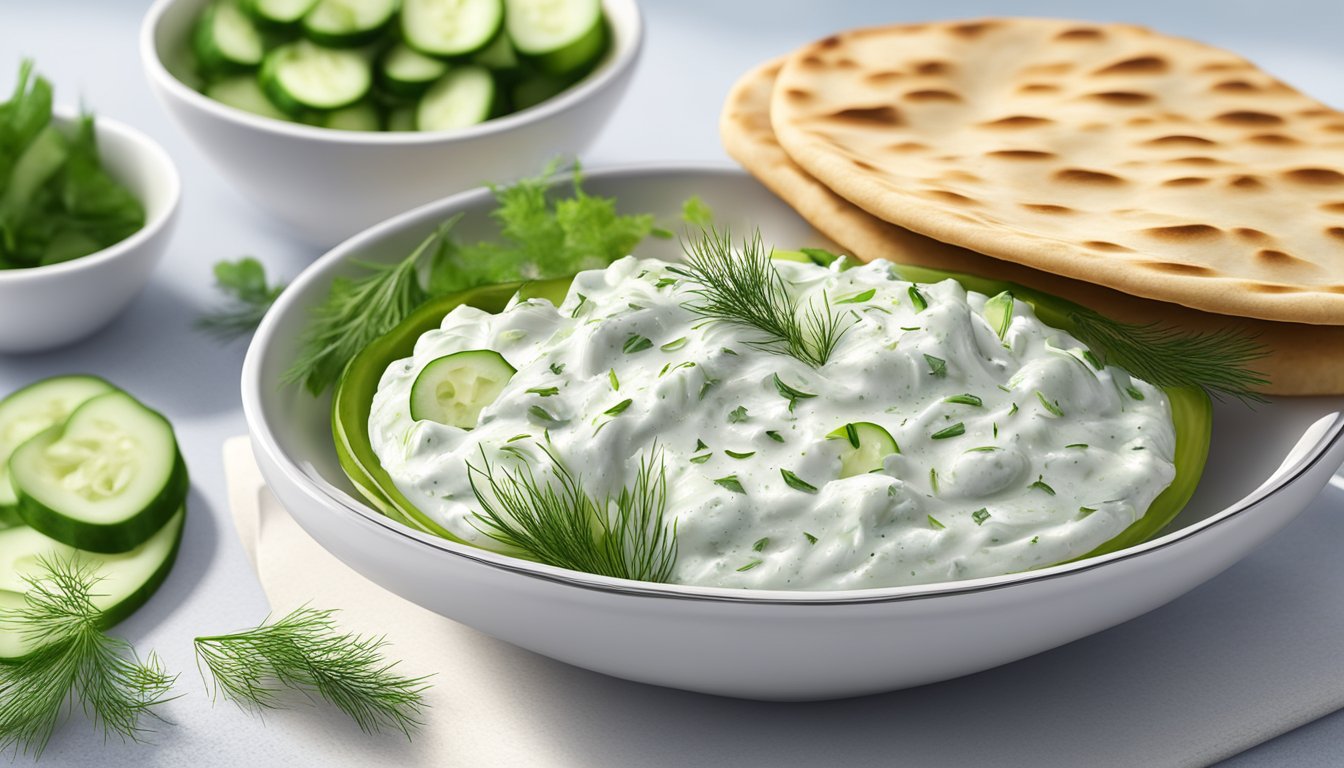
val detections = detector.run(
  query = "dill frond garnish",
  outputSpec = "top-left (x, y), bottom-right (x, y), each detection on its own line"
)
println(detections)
top-left (1065, 306), bottom-right (1269, 403)
top-left (674, 228), bottom-right (850, 368)
top-left (193, 606), bottom-right (431, 737)
top-left (467, 444), bottom-right (677, 582)
top-left (0, 557), bottom-right (176, 757)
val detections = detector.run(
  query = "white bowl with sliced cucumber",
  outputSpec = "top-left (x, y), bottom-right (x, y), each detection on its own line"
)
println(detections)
top-left (0, 376), bottom-right (189, 661)
top-left (243, 165), bottom-right (1344, 700)
top-left (140, 0), bottom-right (643, 244)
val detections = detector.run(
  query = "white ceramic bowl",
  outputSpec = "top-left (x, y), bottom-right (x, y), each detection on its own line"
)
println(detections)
top-left (242, 166), bottom-right (1344, 700)
top-left (0, 110), bottom-right (179, 354)
top-left (140, 0), bottom-right (643, 246)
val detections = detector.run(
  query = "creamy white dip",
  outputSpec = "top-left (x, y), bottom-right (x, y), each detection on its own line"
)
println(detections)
top-left (369, 256), bottom-right (1176, 590)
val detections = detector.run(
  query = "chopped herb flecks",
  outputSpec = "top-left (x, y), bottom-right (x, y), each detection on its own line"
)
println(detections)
top-left (725, 449), bottom-right (756, 459)
top-left (908, 285), bottom-right (928, 312)
top-left (715, 475), bottom-right (746, 494)
top-left (604, 399), bottom-right (632, 416)
top-left (766, 430), bottom-right (785, 443)
top-left (752, 537), bottom-right (769, 552)
top-left (1029, 476), bottom-right (1056, 495)
top-left (972, 508), bottom-right (991, 526)
top-left (924, 354), bottom-right (947, 378)
top-left (623, 334), bottom-right (652, 354)
top-left (772, 373), bottom-right (817, 412)
top-left (944, 394), bottom-right (982, 407)
top-left (931, 423), bottom-right (965, 440)
top-left (661, 337), bottom-right (688, 352)
top-left (526, 386), bottom-right (559, 397)
top-left (608, 368), bottom-right (620, 390)
top-left (803, 532), bottom-right (818, 544)
top-left (737, 559), bottom-right (762, 572)
top-left (928, 515), bottom-right (945, 530)
top-left (728, 406), bottom-right (749, 423)
top-left (1036, 391), bottom-right (1063, 417)
top-left (780, 469), bottom-right (818, 493)
top-left (836, 288), bottom-right (876, 305)
top-left (549, 362), bottom-right (565, 375)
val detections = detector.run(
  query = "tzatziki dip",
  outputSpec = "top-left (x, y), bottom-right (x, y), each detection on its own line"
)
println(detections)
top-left (369, 255), bottom-right (1176, 590)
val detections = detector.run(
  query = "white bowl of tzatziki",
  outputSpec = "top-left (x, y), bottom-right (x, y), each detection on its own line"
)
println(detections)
top-left (242, 165), bottom-right (1344, 699)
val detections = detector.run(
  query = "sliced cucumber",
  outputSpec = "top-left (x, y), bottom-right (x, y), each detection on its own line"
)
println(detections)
top-left (0, 376), bottom-right (116, 517)
top-left (471, 32), bottom-right (520, 75)
top-left (0, 506), bottom-right (185, 661)
top-left (195, 1), bottom-right (266, 71)
top-left (321, 100), bottom-right (382, 130)
top-left (827, 422), bottom-right (899, 478)
top-left (510, 73), bottom-right (570, 111)
top-left (379, 43), bottom-right (448, 97)
top-left (504, 0), bottom-right (606, 76)
top-left (410, 350), bottom-right (516, 427)
top-left (386, 106), bottom-right (417, 131)
top-left (982, 291), bottom-right (1015, 340)
top-left (402, 0), bottom-right (503, 58)
top-left (302, 0), bottom-right (399, 47)
top-left (260, 40), bottom-right (372, 113)
top-left (244, 0), bottom-right (320, 26)
top-left (416, 66), bottom-right (497, 130)
top-left (204, 74), bottom-right (292, 120)
top-left (10, 391), bottom-right (188, 554)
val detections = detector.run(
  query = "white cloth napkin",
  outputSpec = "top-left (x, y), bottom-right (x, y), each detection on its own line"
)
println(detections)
top-left (223, 436), bottom-right (1344, 767)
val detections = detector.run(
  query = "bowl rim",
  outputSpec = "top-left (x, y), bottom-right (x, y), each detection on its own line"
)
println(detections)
top-left (139, 0), bottom-right (644, 146)
top-left (0, 107), bottom-right (180, 283)
top-left (242, 162), bottom-right (1344, 605)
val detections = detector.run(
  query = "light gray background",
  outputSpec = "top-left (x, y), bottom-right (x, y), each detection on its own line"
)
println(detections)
top-left (2, 1), bottom-right (1344, 765)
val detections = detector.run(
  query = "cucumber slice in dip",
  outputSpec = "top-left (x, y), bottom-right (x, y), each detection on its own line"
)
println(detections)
top-left (402, 0), bottom-right (504, 58)
top-left (0, 506), bottom-right (185, 661)
top-left (261, 40), bottom-right (372, 113)
top-left (410, 349), bottom-right (516, 428)
top-left (504, 0), bottom-right (606, 76)
top-left (9, 391), bottom-right (188, 554)
top-left (827, 422), bottom-right (900, 478)
top-left (0, 375), bottom-right (116, 518)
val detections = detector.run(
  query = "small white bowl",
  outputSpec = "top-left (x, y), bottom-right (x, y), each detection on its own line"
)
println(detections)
top-left (140, 0), bottom-right (644, 246)
top-left (0, 110), bottom-right (179, 354)
top-left (243, 166), bottom-right (1344, 700)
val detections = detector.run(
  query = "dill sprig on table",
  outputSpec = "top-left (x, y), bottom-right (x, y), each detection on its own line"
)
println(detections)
top-left (197, 257), bottom-right (287, 340)
top-left (674, 228), bottom-right (849, 368)
top-left (193, 606), bottom-right (431, 737)
top-left (467, 444), bottom-right (677, 582)
top-left (0, 557), bottom-right (176, 758)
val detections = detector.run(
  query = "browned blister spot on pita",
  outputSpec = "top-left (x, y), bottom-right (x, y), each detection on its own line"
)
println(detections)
top-left (886, 141), bottom-right (928, 153)
top-left (981, 115), bottom-right (1054, 129)
top-left (1298, 108), bottom-right (1334, 118)
top-left (921, 189), bottom-right (980, 205)
top-left (828, 106), bottom-right (903, 125)
top-left (939, 170), bottom-right (983, 183)
top-left (1256, 249), bottom-right (1318, 269)
top-left (1248, 133), bottom-right (1299, 146)
top-left (1228, 175), bottom-right (1266, 190)
top-left (1166, 156), bottom-right (1226, 166)
top-left (798, 54), bottom-right (825, 68)
top-left (1234, 228), bottom-right (1271, 242)
top-left (1162, 176), bottom-right (1210, 187)
top-left (1215, 110), bottom-right (1284, 127)
top-left (1017, 83), bottom-right (1060, 94)
top-left (1282, 168), bottom-right (1344, 185)
top-left (850, 158), bottom-right (879, 172)
top-left (986, 149), bottom-right (1055, 160)
top-left (1320, 203), bottom-right (1344, 214)
top-left (1056, 27), bottom-right (1105, 41)
top-left (1212, 80), bottom-right (1259, 93)
top-left (1054, 168), bottom-right (1126, 185)
top-left (948, 21), bottom-right (996, 38)
top-left (1245, 282), bottom-right (1300, 294)
top-left (1094, 55), bottom-right (1168, 75)
top-left (1327, 227), bottom-right (1344, 242)
top-left (1020, 62), bottom-right (1073, 77)
top-left (1022, 203), bottom-right (1075, 214)
top-left (1324, 123), bottom-right (1344, 133)
top-left (1198, 61), bottom-right (1250, 73)
top-left (1085, 91), bottom-right (1154, 106)
top-left (1142, 224), bottom-right (1223, 240)
top-left (817, 35), bottom-right (842, 49)
top-left (904, 89), bottom-right (962, 103)
top-left (784, 88), bottom-right (812, 101)
top-left (1143, 135), bottom-right (1217, 147)
top-left (1140, 261), bottom-right (1216, 275)
top-left (864, 71), bottom-right (903, 85)
top-left (1084, 241), bottom-right (1133, 252)
top-left (835, 58), bottom-right (859, 70)
top-left (914, 60), bottom-right (952, 76)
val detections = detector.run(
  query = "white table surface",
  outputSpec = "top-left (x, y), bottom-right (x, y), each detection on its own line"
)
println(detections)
top-left (3, 1), bottom-right (1344, 765)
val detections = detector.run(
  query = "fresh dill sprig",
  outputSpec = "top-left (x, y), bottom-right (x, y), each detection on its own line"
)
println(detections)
top-left (1065, 306), bottom-right (1269, 403)
top-left (282, 226), bottom-right (445, 395)
top-left (193, 606), bottom-right (431, 737)
top-left (197, 257), bottom-right (287, 340)
top-left (0, 557), bottom-right (176, 758)
top-left (467, 444), bottom-right (677, 582)
top-left (675, 228), bottom-right (850, 368)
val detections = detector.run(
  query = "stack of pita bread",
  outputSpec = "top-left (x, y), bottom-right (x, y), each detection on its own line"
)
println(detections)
top-left (721, 18), bottom-right (1344, 395)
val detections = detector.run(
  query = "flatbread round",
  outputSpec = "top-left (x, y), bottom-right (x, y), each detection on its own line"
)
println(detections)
top-left (722, 58), bottom-right (1344, 395)
top-left (769, 19), bottom-right (1344, 325)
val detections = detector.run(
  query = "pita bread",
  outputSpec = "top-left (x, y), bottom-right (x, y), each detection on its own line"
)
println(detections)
top-left (769, 19), bottom-right (1344, 325)
top-left (722, 58), bottom-right (1344, 395)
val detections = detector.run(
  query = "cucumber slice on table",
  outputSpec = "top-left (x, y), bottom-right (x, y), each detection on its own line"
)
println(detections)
top-left (261, 40), bottom-right (372, 113)
top-left (402, 0), bottom-right (504, 58)
top-left (0, 506), bottom-right (185, 661)
top-left (204, 75), bottom-right (291, 120)
top-left (243, 0), bottom-right (320, 26)
top-left (9, 391), bottom-right (188, 554)
top-left (416, 66), bottom-right (497, 130)
top-left (0, 376), bottom-right (116, 519)
top-left (302, 0), bottom-right (399, 47)
top-left (195, 1), bottom-right (266, 71)
top-left (410, 350), bottom-right (516, 428)
top-left (504, 0), bottom-right (606, 76)
top-left (827, 422), bottom-right (899, 478)
top-left (379, 43), bottom-right (448, 97)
